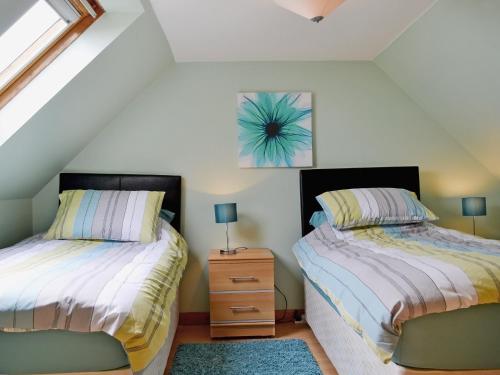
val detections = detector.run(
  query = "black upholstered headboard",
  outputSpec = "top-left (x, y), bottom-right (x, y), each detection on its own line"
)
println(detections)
top-left (59, 173), bottom-right (182, 233)
top-left (300, 166), bottom-right (420, 236)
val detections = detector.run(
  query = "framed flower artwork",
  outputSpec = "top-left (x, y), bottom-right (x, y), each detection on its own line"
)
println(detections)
top-left (237, 92), bottom-right (313, 168)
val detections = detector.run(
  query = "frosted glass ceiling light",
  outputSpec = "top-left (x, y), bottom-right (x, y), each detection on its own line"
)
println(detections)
top-left (274, 0), bottom-right (345, 22)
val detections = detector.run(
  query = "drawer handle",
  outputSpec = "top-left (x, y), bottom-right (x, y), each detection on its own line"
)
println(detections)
top-left (229, 306), bottom-right (258, 312)
top-left (229, 276), bottom-right (257, 282)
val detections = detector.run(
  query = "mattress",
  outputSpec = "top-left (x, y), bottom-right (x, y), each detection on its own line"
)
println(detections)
top-left (307, 274), bottom-right (500, 370)
top-left (293, 222), bottom-right (500, 363)
top-left (0, 220), bottom-right (187, 374)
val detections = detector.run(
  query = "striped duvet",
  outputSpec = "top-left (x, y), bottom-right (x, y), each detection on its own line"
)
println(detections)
top-left (0, 219), bottom-right (187, 373)
top-left (293, 222), bottom-right (500, 362)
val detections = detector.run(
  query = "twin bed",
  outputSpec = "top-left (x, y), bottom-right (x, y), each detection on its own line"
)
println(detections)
top-left (1, 168), bottom-right (499, 375)
top-left (295, 167), bottom-right (500, 374)
top-left (0, 173), bottom-right (186, 375)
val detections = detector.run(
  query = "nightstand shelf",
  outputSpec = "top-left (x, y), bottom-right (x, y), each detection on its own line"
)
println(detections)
top-left (208, 248), bottom-right (275, 338)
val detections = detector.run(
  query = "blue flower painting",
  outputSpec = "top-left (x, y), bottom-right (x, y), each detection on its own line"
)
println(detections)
top-left (238, 92), bottom-right (312, 168)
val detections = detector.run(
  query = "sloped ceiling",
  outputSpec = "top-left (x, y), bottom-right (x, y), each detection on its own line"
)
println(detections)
top-left (0, 2), bottom-right (173, 200)
top-left (151, 0), bottom-right (435, 61)
top-left (376, 0), bottom-right (500, 179)
top-left (0, 0), bottom-right (36, 35)
top-left (1, 0), bottom-right (498, 205)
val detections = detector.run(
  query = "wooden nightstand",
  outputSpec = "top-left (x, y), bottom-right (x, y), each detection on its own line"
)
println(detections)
top-left (208, 248), bottom-right (275, 338)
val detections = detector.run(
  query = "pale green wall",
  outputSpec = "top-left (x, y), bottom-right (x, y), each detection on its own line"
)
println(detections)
top-left (33, 61), bottom-right (499, 312)
top-left (375, 0), bottom-right (500, 243)
top-left (0, 199), bottom-right (32, 248)
top-left (376, 0), bottom-right (500, 179)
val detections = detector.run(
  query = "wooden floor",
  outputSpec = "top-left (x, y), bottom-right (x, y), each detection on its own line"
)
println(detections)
top-left (165, 323), bottom-right (338, 374)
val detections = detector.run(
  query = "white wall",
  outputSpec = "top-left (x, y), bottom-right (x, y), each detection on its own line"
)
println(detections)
top-left (33, 61), bottom-right (500, 312)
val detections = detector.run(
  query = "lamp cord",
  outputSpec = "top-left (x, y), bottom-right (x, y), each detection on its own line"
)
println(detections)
top-left (274, 284), bottom-right (289, 322)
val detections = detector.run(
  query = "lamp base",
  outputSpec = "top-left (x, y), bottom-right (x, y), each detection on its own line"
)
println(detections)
top-left (219, 248), bottom-right (238, 255)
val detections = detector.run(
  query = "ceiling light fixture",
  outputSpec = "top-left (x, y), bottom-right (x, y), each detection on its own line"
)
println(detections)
top-left (274, 0), bottom-right (345, 23)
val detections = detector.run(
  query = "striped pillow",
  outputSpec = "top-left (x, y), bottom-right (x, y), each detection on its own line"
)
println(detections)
top-left (45, 190), bottom-right (165, 243)
top-left (316, 188), bottom-right (438, 230)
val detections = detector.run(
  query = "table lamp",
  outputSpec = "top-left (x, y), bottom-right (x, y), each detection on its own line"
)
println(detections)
top-left (214, 203), bottom-right (238, 254)
top-left (462, 197), bottom-right (486, 235)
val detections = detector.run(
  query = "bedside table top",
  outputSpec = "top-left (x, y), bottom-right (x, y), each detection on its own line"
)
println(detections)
top-left (208, 248), bottom-right (273, 262)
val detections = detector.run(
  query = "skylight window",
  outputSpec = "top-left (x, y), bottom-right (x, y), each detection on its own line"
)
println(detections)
top-left (0, 1), bottom-right (68, 89)
top-left (0, 0), bottom-right (104, 108)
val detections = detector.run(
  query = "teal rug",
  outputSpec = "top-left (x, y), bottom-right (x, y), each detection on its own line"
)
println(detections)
top-left (170, 339), bottom-right (322, 375)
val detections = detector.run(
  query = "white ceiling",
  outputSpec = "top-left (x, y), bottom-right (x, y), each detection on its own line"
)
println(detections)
top-left (150, 0), bottom-right (436, 62)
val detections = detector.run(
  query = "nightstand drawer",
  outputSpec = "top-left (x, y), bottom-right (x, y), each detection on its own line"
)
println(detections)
top-left (209, 262), bottom-right (274, 291)
top-left (209, 292), bottom-right (275, 322)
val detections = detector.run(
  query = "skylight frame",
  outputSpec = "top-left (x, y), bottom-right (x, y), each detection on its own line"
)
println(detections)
top-left (0, 0), bottom-right (104, 109)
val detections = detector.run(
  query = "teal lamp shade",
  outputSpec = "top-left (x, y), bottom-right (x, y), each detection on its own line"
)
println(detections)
top-left (462, 197), bottom-right (486, 217)
top-left (214, 203), bottom-right (237, 223)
